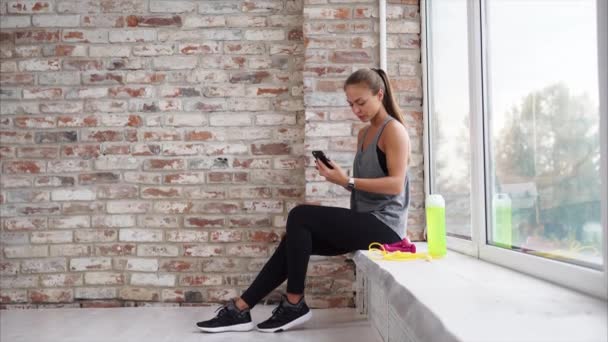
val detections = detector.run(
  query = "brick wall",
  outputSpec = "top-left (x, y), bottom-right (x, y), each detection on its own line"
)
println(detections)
top-left (0, 0), bottom-right (422, 309)
top-left (302, 0), bottom-right (423, 238)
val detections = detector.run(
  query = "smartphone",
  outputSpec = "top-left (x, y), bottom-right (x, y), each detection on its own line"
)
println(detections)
top-left (312, 150), bottom-right (334, 169)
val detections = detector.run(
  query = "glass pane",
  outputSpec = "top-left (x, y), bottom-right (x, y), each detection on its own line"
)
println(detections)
top-left (486, 0), bottom-right (603, 269)
top-left (428, 0), bottom-right (472, 239)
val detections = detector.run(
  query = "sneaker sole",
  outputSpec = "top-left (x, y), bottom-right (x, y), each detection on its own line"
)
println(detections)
top-left (256, 310), bottom-right (312, 333)
top-left (197, 322), bottom-right (255, 333)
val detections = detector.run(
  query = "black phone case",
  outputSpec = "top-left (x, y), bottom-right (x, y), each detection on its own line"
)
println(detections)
top-left (312, 150), bottom-right (333, 169)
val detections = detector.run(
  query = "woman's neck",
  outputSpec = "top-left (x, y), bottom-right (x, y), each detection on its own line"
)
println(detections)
top-left (370, 107), bottom-right (389, 127)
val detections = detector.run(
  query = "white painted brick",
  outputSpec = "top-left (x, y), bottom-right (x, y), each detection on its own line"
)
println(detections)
top-left (1, 232), bottom-right (29, 246)
top-left (150, 1), bottom-right (197, 13)
top-left (21, 258), bottom-right (66, 273)
top-left (31, 231), bottom-right (73, 244)
top-left (84, 272), bottom-right (123, 285)
top-left (166, 230), bottom-right (208, 242)
top-left (62, 29), bottom-right (108, 43)
top-left (244, 29), bottom-right (285, 41)
top-left (94, 156), bottom-right (139, 170)
top-left (157, 28), bottom-right (240, 41)
top-left (125, 258), bottom-right (159, 272)
top-left (119, 229), bottom-right (163, 242)
top-left (131, 273), bottom-right (175, 287)
top-left (387, 20), bottom-right (420, 34)
top-left (89, 45), bottom-right (131, 57)
top-left (74, 287), bottom-right (116, 299)
top-left (56, 0), bottom-right (101, 13)
top-left (49, 216), bottom-right (90, 229)
top-left (163, 113), bottom-right (207, 127)
top-left (182, 15), bottom-right (226, 28)
top-left (0, 16), bottom-right (31, 28)
top-left (137, 244), bottom-right (179, 257)
top-left (109, 30), bottom-right (156, 43)
top-left (49, 245), bottom-right (90, 257)
top-left (106, 201), bottom-right (150, 214)
top-left (3, 246), bottom-right (48, 258)
top-left (18, 59), bottom-right (61, 72)
top-left (209, 113), bottom-right (251, 126)
top-left (33, 15), bottom-right (80, 27)
top-left (132, 44), bottom-right (174, 56)
top-left (92, 215), bottom-right (136, 228)
top-left (40, 274), bottom-right (83, 287)
top-left (70, 258), bottom-right (112, 271)
top-left (153, 56), bottom-right (198, 70)
top-left (255, 114), bottom-right (297, 126)
top-left (65, 87), bottom-right (108, 99)
top-left (38, 72), bottom-right (81, 86)
top-left (51, 188), bottom-right (96, 201)
top-left (199, 2), bottom-right (240, 14)
top-left (228, 98), bottom-right (269, 111)
top-left (0, 275), bottom-right (39, 288)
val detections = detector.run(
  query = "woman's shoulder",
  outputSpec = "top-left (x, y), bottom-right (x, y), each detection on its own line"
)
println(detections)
top-left (383, 119), bottom-right (408, 140)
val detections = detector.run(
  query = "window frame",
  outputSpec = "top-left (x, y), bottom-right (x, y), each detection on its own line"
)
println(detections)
top-left (422, 0), bottom-right (608, 299)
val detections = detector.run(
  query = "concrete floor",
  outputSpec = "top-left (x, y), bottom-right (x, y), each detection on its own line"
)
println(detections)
top-left (0, 306), bottom-right (382, 342)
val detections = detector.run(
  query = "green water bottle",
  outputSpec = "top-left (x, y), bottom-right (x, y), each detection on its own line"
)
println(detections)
top-left (426, 194), bottom-right (446, 257)
top-left (492, 193), bottom-right (512, 249)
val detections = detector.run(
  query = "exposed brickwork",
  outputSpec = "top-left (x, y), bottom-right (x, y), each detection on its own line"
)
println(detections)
top-left (0, 0), bottom-right (422, 309)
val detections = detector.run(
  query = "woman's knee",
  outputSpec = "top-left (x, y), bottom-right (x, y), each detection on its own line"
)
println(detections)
top-left (286, 205), bottom-right (314, 232)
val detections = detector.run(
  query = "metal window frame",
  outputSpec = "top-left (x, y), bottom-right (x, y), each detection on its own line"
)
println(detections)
top-left (422, 0), bottom-right (608, 299)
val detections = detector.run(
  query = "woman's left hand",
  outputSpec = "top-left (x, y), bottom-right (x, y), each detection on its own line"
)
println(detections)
top-left (315, 159), bottom-right (349, 187)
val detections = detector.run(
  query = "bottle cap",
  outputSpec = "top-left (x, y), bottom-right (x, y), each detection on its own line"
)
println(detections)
top-left (426, 194), bottom-right (445, 208)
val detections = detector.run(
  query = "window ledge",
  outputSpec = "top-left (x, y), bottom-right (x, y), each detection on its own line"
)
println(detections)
top-left (353, 243), bottom-right (607, 342)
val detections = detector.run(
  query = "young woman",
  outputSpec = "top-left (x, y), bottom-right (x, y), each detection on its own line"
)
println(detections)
top-left (196, 68), bottom-right (411, 333)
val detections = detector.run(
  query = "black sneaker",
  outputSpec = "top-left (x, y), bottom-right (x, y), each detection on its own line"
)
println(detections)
top-left (257, 295), bottom-right (312, 333)
top-left (196, 299), bottom-right (255, 333)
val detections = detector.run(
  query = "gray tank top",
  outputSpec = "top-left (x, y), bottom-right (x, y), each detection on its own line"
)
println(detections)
top-left (350, 117), bottom-right (410, 239)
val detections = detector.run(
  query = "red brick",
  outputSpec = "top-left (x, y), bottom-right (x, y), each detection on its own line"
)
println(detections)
top-left (30, 289), bottom-right (73, 303)
top-left (14, 30), bottom-right (60, 44)
top-left (8, 1), bottom-right (52, 14)
top-left (17, 147), bottom-right (58, 159)
top-left (0, 73), bottom-right (35, 85)
top-left (160, 260), bottom-right (195, 272)
top-left (81, 300), bottom-right (122, 308)
top-left (210, 230), bottom-right (242, 242)
top-left (248, 230), bottom-right (280, 243)
top-left (79, 172), bottom-right (120, 184)
top-left (63, 59), bottom-right (104, 71)
top-left (141, 187), bottom-right (181, 198)
top-left (144, 159), bottom-right (186, 170)
top-left (251, 143), bottom-right (291, 155)
top-left (14, 116), bottom-right (56, 129)
top-left (61, 145), bottom-right (101, 159)
top-left (330, 51), bottom-right (372, 63)
top-left (185, 217), bottom-right (224, 228)
top-left (3, 160), bottom-right (45, 174)
top-left (55, 115), bottom-right (96, 128)
top-left (127, 15), bottom-right (182, 27)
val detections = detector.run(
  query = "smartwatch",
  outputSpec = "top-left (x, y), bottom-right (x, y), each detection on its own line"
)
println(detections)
top-left (346, 177), bottom-right (355, 191)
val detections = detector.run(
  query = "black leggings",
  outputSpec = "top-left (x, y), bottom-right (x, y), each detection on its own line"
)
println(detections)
top-left (240, 204), bottom-right (401, 308)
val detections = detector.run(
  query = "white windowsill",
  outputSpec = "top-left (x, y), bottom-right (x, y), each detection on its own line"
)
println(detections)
top-left (353, 243), bottom-right (607, 342)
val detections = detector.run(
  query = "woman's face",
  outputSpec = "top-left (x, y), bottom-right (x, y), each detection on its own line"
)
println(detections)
top-left (345, 83), bottom-right (384, 122)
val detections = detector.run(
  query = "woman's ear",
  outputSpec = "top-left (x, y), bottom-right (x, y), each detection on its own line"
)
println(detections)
top-left (377, 88), bottom-right (384, 101)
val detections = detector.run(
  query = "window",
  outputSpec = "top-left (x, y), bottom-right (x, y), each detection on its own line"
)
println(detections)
top-left (424, 0), bottom-right (607, 298)
top-left (426, 0), bottom-right (473, 240)
top-left (486, 0), bottom-right (603, 269)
